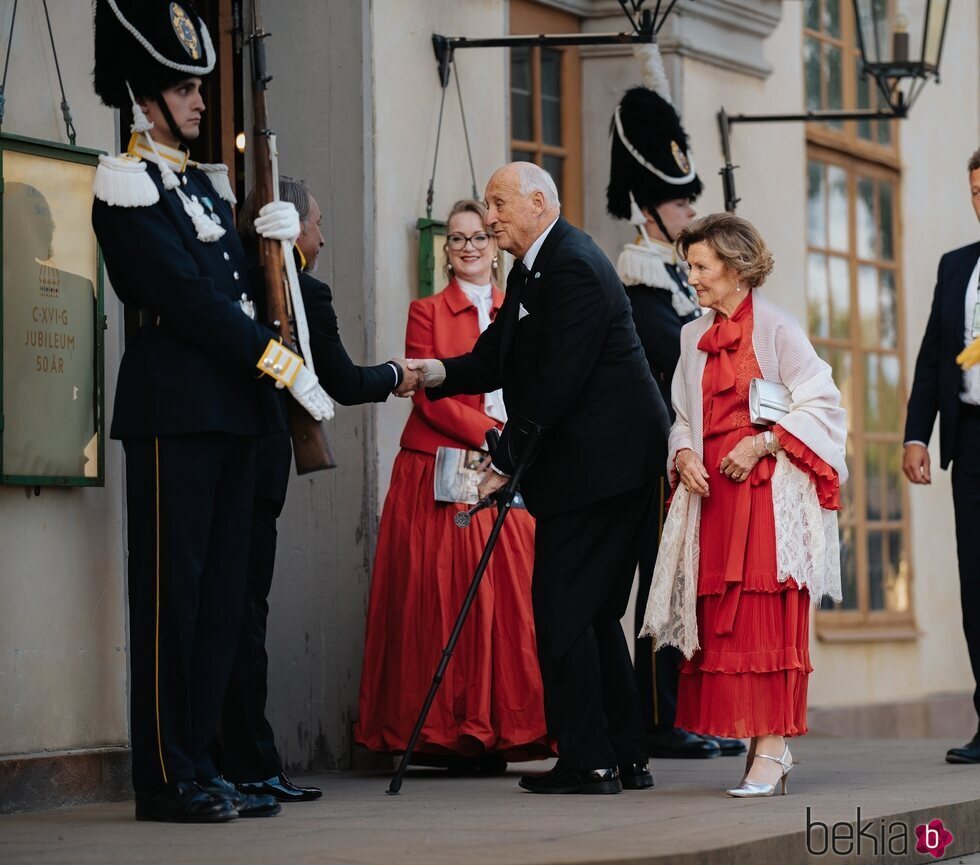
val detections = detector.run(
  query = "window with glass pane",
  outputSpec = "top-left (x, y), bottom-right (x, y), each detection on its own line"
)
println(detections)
top-left (806, 154), bottom-right (911, 629)
top-left (803, 0), bottom-right (896, 147)
top-left (509, 44), bottom-right (573, 214)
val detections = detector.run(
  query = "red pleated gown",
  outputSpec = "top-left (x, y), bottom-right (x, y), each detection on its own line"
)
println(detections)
top-left (674, 292), bottom-right (839, 739)
top-left (354, 280), bottom-right (552, 760)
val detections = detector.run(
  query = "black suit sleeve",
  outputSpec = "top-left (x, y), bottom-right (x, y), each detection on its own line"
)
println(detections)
top-left (93, 199), bottom-right (274, 372)
top-left (299, 273), bottom-right (395, 405)
top-left (493, 259), bottom-right (611, 474)
top-left (904, 257), bottom-right (946, 445)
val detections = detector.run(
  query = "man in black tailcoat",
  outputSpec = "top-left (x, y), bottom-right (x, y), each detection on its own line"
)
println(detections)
top-left (904, 148), bottom-right (980, 764)
top-left (407, 161), bottom-right (668, 794)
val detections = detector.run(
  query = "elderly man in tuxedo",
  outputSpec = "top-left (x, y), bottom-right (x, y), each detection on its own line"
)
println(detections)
top-left (406, 162), bottom-right (670, 794)
top-left (904, 147), bottom-right (980, 764)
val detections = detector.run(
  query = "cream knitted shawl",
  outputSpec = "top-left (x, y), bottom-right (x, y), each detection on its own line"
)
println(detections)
top-left (639, 289), bottom-right (848, 658)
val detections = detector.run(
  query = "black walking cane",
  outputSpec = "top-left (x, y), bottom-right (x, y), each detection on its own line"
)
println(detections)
top-left (386, 426), bottom-right (538, 795)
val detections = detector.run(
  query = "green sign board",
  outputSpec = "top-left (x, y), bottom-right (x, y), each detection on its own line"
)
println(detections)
top-left (0, 134), bottom-right (105, 487)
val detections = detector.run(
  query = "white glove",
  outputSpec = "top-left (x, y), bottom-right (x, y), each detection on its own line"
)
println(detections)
top-left (254, 201), bottom-right (301, 244)
top-left (287, 364), bottom-right (334, 421)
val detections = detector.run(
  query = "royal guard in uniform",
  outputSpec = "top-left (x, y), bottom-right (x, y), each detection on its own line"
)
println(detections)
top-left (91, 0), bottom-right (331, 822)
top-left (607, 43), bottom-right (746, 761)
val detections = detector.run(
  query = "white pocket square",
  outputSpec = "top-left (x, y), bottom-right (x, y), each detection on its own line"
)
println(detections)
top-left (518, 303), bottom-right (530, 320)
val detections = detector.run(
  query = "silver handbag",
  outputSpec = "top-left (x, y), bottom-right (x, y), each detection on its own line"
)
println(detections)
top-left (749, 378), bottom-right (792, 425)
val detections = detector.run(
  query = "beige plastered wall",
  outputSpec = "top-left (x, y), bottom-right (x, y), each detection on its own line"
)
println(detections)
top-left (372, 0), bottom-right (509, 502)
top-left (0, 3), bottom-right (128, 757)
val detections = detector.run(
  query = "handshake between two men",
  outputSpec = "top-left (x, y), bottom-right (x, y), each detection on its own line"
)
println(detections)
top-left (385, 357), bottom-right (509, 500)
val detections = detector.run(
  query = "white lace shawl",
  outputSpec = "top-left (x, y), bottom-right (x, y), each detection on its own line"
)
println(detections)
top-left (639, 289), bottom-right (848, 658)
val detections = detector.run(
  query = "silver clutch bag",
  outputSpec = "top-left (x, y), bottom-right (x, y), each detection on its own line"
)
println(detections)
top-left (749, 378), bottom-right (791, 425)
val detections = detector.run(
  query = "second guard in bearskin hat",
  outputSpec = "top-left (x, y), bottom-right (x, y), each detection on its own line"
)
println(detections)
top-left (91, 0), bottom-right (331, 822)
top-left (607, 42), bottom-right (746, 762)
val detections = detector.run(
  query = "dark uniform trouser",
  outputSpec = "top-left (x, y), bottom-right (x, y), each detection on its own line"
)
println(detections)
top-left (125, 434), bottom-right (256, 792)
top-left (532, 484), bottom-right (653, 769)
top-left (951, 409), bottom-right (980, 730)
top-left (633, 477), bottom-right (684, 731)
top-left (217, 430), bottom-right (292, 781)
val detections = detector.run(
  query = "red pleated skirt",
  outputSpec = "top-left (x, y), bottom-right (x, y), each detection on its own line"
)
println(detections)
top-left (354, 449), bottom-right (553, 759)
top-left (674, 428), bottom-right (812, 739)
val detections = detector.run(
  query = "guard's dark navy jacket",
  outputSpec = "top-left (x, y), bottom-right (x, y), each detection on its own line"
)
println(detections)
top-left (626, 269), bottom-right (700, 420)
top-left (93, 160), bottom-right (284, 439)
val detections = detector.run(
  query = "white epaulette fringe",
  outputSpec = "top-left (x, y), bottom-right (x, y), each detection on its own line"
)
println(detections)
top-left (196, 163), bottom-right (237, 205)
top-left (616, 242), bottom-right (699, 318)
top-left (93, 154), bottom-right (160, 207)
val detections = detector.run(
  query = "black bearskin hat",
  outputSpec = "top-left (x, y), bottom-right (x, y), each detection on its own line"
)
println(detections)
top-left (607, 86), bottom-right (703, 221)
top-left (93, 0), bottom-right (215, 108)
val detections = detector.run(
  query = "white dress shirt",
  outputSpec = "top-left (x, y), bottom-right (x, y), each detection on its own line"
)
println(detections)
top-left (457, 278), bottom-right (507, 423)
top-left (961, 255), bottom-right (980, 405)
top-left (522, 216), bottom-right (560, 273)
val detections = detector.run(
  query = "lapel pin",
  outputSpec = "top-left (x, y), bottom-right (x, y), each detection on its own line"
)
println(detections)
top-left (534, 272), bottom-right (541, 279)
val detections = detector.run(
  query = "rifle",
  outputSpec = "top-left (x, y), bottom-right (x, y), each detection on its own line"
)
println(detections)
top-left (248, 0), bottom-right (336, 473)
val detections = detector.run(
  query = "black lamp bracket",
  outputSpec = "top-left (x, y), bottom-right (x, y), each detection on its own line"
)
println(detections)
top-left (431, 0), bottom-right (686, 87)
top-left (717, 100), bottom-right (909, 213)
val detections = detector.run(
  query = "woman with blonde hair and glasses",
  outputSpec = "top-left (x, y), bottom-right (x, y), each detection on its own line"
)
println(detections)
top-left (355, 199), bottom-right (551, 773)
top-left (642, 213), bottom-right (847, 797)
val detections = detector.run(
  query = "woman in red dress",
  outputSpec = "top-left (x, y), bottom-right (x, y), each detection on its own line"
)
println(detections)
top-left (355, 200), bottom-right (551, 772)
top-left (644, 213), bottom-right (847, 797)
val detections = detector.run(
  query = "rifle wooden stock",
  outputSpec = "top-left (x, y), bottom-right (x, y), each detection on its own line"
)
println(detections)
top-left (250, 22), bottom-right (335, 474)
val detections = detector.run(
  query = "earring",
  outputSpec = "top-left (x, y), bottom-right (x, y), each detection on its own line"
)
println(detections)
top-left (735, 278), bottom-right (742, 293)
top-left (491, 258), bottom-right (499, 272)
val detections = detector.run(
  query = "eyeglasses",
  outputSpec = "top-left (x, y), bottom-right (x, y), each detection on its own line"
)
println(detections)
top-left (447, 232), bottom-right (492, 251)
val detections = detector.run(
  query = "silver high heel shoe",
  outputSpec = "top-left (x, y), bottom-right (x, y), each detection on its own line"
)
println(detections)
top-left (726, 744), bottom-right (793, 798)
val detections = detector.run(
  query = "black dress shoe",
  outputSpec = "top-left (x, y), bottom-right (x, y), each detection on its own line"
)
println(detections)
top-left (702, 735), bottom-right (748, 756)
top-left (644, 727), bottom-right (721, 759)
top-left (135, 781), bottom-right (238, 823)
top-left (237, 771), bottom-right (323, 803)
top-left (946, 736), bottom-right (980, 764)
top-left (519, 763), bottom-right (622, 794)
top-left (619, 762), bottom-right (655, 790)
top-left (200, 776), bottom-right (281, 817)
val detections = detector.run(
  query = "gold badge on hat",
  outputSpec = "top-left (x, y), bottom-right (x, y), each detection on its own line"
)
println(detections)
top-left (671, 141), bottom-right (691, 174)
top-left (170, 3), bottom-right (201, 60)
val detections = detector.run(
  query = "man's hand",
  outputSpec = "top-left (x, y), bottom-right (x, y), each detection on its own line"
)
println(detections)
top-left (406, 358), bottom-right (447, 388)
top-left (477, 453), bottom-right (510, 500)
top-left (720, 438), bottom-right (761, 484)
top-left (390, 358), bottom-right (422, 397)
top-left (903, 443), bottom-right (932, 485)
top-left (676, 449), bottom-right (710, 496)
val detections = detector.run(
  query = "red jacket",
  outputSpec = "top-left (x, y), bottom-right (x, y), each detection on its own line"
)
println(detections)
top-left (399, 278), bottom-right (505, 455)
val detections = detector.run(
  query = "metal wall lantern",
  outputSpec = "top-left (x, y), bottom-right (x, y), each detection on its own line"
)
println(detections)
top-left (719, 0), bottom-right (951, 211)
top-left (854, 0), bottom-right (951, 113)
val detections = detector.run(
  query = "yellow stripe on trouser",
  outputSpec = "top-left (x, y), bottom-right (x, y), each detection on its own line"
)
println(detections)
top-left (651, 476), bottom-right (666, 727)
top-left (154, 438), bottom-right (168, 783)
